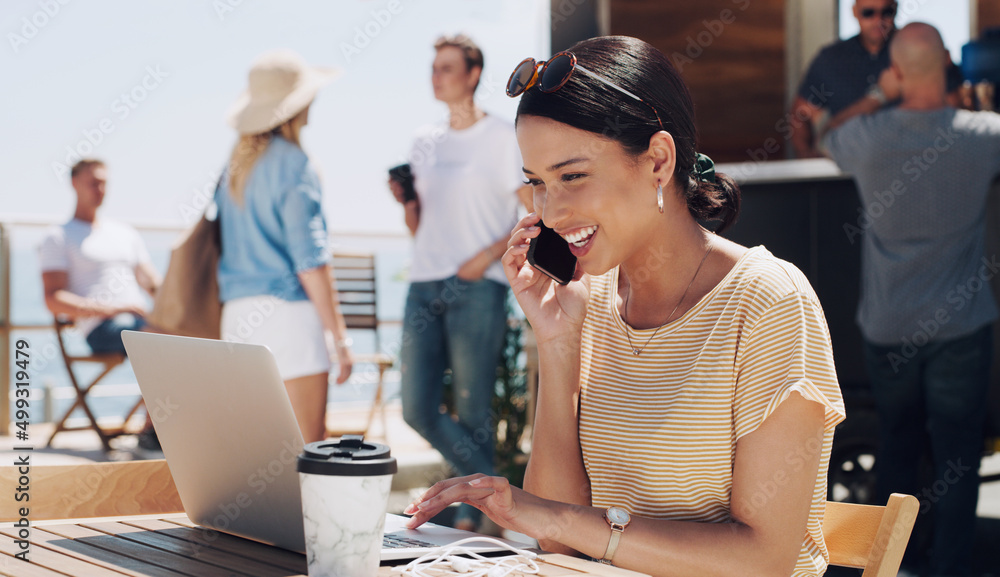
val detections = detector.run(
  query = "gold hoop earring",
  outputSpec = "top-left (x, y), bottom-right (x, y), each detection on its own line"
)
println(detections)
top-left (656, 182), bottom-right (664, 214)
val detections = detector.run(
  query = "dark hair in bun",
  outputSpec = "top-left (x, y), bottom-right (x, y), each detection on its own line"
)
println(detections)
top-left (516, 35), bottom-right (740, 233)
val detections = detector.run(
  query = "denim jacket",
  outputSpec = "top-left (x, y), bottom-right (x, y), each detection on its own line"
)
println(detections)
top-left (217, 136), bottom-right (329, 303)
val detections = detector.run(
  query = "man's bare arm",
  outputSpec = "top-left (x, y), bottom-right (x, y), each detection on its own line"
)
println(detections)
top-left (789, 96), bottom-right (823, 158)
top-left (134, 261), bottom-right (160, 298)
top-left (824, 96), bottom-right (882, 135)
top-left (42, 271), bottom-right (141, 319)
top-left (822, 68), bottom-right (900, 142)
top-left (403, 199), bottom-right (420, 235)
top-left (389, 178), bottom-right (421, 235)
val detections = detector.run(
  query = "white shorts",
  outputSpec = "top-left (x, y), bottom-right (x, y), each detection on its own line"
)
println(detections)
top-left (220, 296), bottom-right (331, 380)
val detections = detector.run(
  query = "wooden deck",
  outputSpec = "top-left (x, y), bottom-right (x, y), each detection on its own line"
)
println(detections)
top-left (0, 401), bottom-right (450, 516)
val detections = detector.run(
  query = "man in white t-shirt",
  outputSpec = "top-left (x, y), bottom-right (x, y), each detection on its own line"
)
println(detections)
top-left (39, 159), bottom-right (161, 450)
top-left (389, 34), bottom-right (531, 532)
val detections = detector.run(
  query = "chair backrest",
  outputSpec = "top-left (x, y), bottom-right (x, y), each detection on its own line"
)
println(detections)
top-left (0, 459), bottom-right (183, 521)
top-left (331, 252), bottom-right (380, 341)
top-left (823, 493), bottom-right (919, 577)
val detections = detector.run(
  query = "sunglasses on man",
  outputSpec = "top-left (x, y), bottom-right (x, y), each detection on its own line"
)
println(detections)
top-left (860, 5), bottom-right (897, 19)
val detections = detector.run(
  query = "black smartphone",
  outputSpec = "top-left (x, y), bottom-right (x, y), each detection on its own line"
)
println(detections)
top-left (527, 222), bottom-right (577, 285)
top-left (387, 163), bottom-right (417, 202)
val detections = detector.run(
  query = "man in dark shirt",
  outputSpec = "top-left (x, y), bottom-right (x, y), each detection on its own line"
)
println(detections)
top-left (790, 0), bottom-right (897, 157)
top-left (823, 23), bottom-right (1000, 577)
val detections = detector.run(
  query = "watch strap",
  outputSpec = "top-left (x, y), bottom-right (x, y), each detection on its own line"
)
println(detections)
top-left (600, 525), bottom-right (624, 564)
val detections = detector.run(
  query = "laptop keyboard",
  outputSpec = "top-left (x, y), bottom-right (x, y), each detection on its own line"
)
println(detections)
top-left (383, 534), bottom-right (437, 549)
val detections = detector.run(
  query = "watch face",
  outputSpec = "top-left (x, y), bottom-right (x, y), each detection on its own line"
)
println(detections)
top-left (607, 507), bottom-right (630, 525)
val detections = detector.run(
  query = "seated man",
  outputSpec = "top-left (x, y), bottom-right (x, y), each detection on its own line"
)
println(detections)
top-left (39, 158), bottom-right (161, 451)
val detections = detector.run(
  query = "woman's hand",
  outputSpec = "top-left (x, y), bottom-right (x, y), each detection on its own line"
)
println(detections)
top-left (503, 214), bottom-right (590, 345)
top-left (333, 343), bottom-right (353, 385)
top-left (403, 474), bottom-right (560, 541)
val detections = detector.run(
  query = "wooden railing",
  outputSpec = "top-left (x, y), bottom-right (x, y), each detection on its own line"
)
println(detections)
top-left (0, 217), bottom-right (407, 435)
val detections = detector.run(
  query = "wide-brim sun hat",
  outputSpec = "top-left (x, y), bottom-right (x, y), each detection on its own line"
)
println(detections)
top-left (227, 49), bottom-right (341, 135)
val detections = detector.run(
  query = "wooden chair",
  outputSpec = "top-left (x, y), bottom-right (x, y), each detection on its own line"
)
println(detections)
top-left (0, 459), bottom-right (183, 522)
top-left (823, 493), bottom-right (920, 576)
top-left (47, 319), bottom-right (146, 452)
top-left (328, 252), bottom-right (395, 439)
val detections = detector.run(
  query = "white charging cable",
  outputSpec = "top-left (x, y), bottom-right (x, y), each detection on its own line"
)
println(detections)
top-left (391, 537), bottom-right (540, 577)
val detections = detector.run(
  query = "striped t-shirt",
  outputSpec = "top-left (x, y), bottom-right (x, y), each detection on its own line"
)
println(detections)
top-left (579, 247), bottom-right (845, 577)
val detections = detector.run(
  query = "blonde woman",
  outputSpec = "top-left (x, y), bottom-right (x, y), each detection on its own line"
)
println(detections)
top-left (218, 50), bottom-right (353, 443)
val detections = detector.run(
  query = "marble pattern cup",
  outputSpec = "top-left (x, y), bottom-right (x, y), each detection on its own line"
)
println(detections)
top-left (297, 435), bottom-right (398, 577)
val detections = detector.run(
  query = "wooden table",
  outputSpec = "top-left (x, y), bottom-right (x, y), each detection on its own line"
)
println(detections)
top-left (0, 514), bottom-right (646, 577)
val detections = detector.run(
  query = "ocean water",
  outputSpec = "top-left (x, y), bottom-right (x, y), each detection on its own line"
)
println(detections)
top-left (5, 224), bottom-right (413, 422)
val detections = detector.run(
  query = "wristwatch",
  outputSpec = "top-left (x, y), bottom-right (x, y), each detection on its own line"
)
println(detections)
top-left (599, 506), bottom-right (631, 565)
top-left (866, 84), bottom-right (887, 106)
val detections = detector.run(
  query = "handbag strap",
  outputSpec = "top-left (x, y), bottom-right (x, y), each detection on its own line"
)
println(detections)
top-left (207, 170), bottom-right (226, 222)
top-left (214, 169), bottom-right (225, 200)
top-left (208, 169), bottom-right (226, 251)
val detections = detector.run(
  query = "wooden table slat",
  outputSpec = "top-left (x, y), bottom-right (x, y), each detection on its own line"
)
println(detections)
top-left (538, 553), bottom-right (650, 576)
top-left (120, 519), bottom-right (306, 573)
top-left (38, 524), bottom-right (246, 577)
top-left (2, 527), bottom-right (188, 577)
top-left (0, 528), bottom-right (137, 577)
top-left (0, 551), bottom-right (75, 577)
top-left (3, 516), bottom-right (649, 577)
top-left (80, 522), bottom-right (298, 577)
top-left (162, 517), bottom-right (309, 570)
top-left (159, 517), bottom-right (198, 530)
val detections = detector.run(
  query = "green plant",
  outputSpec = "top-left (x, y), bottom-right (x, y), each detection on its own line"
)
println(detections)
top-left (492, 296), bottom-right (530, 487)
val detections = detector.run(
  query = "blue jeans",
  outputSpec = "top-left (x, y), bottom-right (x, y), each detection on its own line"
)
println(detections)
top-left (86, 313), bottom-right (146, 354)
top-left (863, 325), bottom-right (992, 577)
top-left (400, 276), bottom-right (508, 523)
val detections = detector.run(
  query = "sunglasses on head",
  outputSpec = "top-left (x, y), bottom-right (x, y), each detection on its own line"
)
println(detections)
top-left (506, 50), bottom-right (665, 131)
top-left (860, 5), bottom-right (896, 19)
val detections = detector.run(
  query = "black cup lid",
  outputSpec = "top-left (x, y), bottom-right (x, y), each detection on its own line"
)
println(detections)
top-left (297, 435), bottom-right (398, 476)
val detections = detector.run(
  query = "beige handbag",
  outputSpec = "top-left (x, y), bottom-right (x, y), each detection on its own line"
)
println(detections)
top-left (148, 182), bottom-right (222, 339)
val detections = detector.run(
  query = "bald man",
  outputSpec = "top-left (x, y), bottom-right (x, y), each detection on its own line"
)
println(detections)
top-left (823, 22), bottom-right (1000, 577)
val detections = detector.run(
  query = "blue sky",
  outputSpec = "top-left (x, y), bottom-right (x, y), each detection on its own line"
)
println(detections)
top-left (3, 0), bottom-right (975, 234)
top-left (1, 0), bottom-right (549, 234)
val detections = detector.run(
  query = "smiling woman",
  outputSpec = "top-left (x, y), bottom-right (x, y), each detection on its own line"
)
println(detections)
top-left (403, 36), bottom-right (846, 577)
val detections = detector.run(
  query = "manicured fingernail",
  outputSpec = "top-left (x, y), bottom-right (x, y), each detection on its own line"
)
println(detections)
top-left (403, 504), bottom-right (416, 514)
top-left (417, 501), bottom-right (431, 510)
top-left (469, 478), bottom-right (482, 485)
top-left (527, 226), bottom-right (538, 231)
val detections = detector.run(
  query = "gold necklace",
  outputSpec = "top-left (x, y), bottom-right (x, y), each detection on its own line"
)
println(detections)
top-left (622, 241), bottom-right (714, 355)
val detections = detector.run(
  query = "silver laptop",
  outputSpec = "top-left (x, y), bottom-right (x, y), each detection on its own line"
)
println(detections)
top-left (121, 331), bottom-right (527, 560)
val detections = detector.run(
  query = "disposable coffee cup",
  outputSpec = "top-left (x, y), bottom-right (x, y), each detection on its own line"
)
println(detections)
top-left (297, 435), bottom-right (398, 577)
